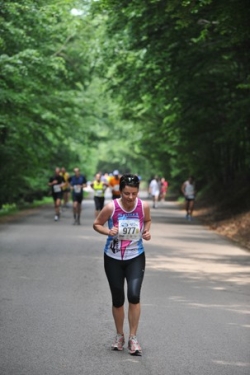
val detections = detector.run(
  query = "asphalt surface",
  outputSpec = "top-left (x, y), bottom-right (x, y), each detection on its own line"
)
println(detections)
top-left (0, 191), bottom-right (250, 375)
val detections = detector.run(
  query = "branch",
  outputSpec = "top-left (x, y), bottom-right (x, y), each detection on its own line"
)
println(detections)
top-left (51, 34), bottom-right (75, 57)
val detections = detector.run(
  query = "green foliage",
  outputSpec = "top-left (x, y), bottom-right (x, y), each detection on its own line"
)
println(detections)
top-left (1, 0), bottom-right (250, 209)
top-left (0, 0), bottom-right (115, 205)
top-left (0, 203), bottom-right (17, 216)
top-left (90, 0), bottom-right (250, 196)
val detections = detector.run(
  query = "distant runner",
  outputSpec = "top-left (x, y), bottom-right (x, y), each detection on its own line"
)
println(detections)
top-left (91, 173), bottom-right (109, 218)
top-left (70, 168), bottom-right (87, 225)
top-left (48, 167), bottom-right (65, 221)
top-left (109, 170), bottom-right (121, 200)
top-left (182, 175), bottom-right (196, 221)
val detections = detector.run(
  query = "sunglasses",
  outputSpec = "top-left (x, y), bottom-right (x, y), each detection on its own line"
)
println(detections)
top-left (121, 175), bottom-right (140, 184)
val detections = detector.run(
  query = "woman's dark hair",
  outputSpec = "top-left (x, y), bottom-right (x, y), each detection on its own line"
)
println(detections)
top-left (119, 174), bottom-right (140, 191)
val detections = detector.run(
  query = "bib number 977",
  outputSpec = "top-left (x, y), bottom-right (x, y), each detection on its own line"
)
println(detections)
top-left (118, 219), bottom-right (140, 240)
top-left (123, 227), bottom-right (136, 235)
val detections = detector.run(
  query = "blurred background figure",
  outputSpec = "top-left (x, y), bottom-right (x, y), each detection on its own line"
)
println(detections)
top-left (48, 167), bottom-right (65, 221)
top-left (60, 167), bottom-right (70, 207)
top-left (109, 170), bottom-right (121, 200)
top-left (159, 177), bottom-right (168, 202)
top-left (70, 167), bottom-right (87, 225)
top-left (91, 173), bottom-right (109, 218)
top-left (149, 175), bottom-right (160, 208)
top-left (181, 175), bottom-right (196, 221)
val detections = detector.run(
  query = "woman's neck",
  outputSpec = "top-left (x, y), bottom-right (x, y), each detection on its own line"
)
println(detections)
top-left (119, 198), bottom-right (136, 211)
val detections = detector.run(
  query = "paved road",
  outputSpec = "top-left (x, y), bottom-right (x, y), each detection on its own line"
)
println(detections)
top-left (0, 192), bottom-right (250, 375)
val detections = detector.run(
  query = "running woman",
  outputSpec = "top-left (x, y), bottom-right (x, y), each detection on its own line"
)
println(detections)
top-left (93, 173), bottom-right (151, 355)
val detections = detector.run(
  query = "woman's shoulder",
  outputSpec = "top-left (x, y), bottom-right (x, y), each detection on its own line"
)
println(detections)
top-left (100, 201), bottom-right (114, 217)
top-left (140, 199), bottom-right (149, 209)
top-left (105, 200), bottom-right (114, 209)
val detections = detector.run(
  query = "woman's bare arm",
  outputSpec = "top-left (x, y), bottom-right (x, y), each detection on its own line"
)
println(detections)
top-left (142, 201), bottom-right (151, 241)
top-left (93, 202), bottom-right (118, 236)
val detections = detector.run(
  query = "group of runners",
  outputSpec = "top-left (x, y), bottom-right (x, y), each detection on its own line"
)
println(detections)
top-left (148, 175), bottom-right (169, 208)
top-left (48, 168), bottom-right (126, 224)
top-left (49, 167), bottom-right (195, 224)
top-left (48, 167), bottom-right (87, 224)
top-left (148, 175), bottom-right (196, 220)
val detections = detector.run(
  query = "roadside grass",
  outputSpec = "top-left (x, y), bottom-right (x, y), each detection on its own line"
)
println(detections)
top-left (0, 191), bottom-right (91, 218)
top-left (0, 197), bottom-right (52, 217)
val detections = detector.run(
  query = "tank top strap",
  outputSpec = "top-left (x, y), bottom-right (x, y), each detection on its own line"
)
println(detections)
top-left (114, 198), bottom-right (119, 209)
top-left (136, 198), bottom-right (143, 215)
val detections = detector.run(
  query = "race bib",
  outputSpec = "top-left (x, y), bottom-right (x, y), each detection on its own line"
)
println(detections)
top-left (95, 189), bottom-right (103, 197)
top-left (53, 184), bottom-right (61, 193)
top-left (74, 185), bottom-right (81, 193)
top-left (118, 219), bottom-right (141, 240)
top-left (113, 184), bottom-right (119, 191)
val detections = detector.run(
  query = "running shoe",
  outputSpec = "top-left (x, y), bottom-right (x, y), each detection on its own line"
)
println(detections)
top-left (54, 215), bottom-right (58, 221)
top-left (128, 336), bottom-right (142, 355)
top-left (112, 334), bottom-right (125, 351)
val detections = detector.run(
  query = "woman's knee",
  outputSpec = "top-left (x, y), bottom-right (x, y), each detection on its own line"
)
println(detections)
top-left (112, 297), bottom-right (125, 308)
top-left (127, 292), bottom-right (140, 304)
top-left (127, 275), bottom-right (143, 304)
top-left (112, 289), bottom-right (125, 307)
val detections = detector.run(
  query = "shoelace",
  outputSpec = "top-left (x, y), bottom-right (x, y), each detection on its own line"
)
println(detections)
top-left (130, 336), bottom-right (138, 342)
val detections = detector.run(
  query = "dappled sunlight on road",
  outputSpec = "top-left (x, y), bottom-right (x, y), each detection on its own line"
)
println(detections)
top-left (168, 296), bottom-right (250, 315)
top-left (146, 201), bottom-right (250, 287)
top-left (146, 253), bottom-right (250, 285)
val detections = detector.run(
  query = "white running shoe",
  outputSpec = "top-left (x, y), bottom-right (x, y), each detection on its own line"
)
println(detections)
top-left (54, 215), bottom-right (58, 221)
top-left (112, 334), bottom-right (125, 351)
top-left (128, 336), bottom-right (142, 355)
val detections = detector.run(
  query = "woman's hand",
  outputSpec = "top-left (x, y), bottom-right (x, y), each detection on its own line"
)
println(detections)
top-left (109, 226), bottom-right (118, 236)
top-left (142, 230), bottom-right (151, 241)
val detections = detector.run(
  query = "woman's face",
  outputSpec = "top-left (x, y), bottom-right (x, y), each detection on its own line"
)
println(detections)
top-left (121, 185), bottom-right (139, 203)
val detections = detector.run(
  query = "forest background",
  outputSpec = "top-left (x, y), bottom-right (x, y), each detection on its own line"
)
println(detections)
top-left (1, 0), bottom-right (250, 241)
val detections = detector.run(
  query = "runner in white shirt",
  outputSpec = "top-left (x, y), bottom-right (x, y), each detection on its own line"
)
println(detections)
top-left (149, 176), bottom-right (160, 208)
top-left (181, 175), bottom-right (196, 220)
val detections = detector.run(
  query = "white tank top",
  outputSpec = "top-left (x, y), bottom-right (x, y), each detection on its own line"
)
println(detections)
top-left (184, 181), bottom-right (195, 199)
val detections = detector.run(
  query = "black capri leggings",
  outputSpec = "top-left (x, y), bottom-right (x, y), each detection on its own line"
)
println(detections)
top-left (104, 252), bottom-right (145, 308)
